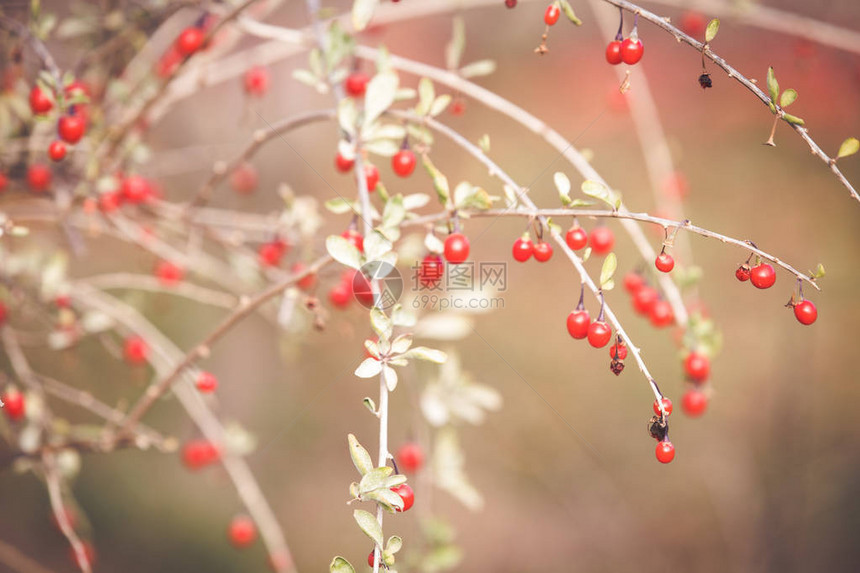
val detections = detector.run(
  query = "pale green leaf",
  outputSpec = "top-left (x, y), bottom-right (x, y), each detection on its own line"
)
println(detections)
top-left (429, 94), bottom-right (452, 117)
top-left (326, 235), bottom-right (362, 269)
top-left (837, 137), bottom-right (859, 159)
top-left (325, 198), bottom-right (356, 214)
top-left (383, 365), bottom-right (398, 391)
top-left (348, 434), bottom-right (374, 475)
top-left (330, 556), bottom-right (356, 573)
top-left (354, 509), bottom-right (384, 546)
top-left (364, 73), bottom-right (399, 129)
top-left (780, 88), bottom-right (798, 108)
top-left (355, 358), bottom-right (383, 378)
top-left (445, 17), bottom-right (465, 70)
top-left (403, 193), bottom-right (430, 210)
top-left (382, 195), bottom-right (406, 228)
top-left (370, 307), bottom-right (394, 340)
top-left (559, 1), bottom-right (583, 25)
top-left (705, 18), bottom-right (720, 43)
top-left (783, 113), bottom-right (805, 126)
top-left (352, 0), bottom-right (379, 31)
top-left (363, 397), bottom-right (376, 413)
top-left (390, 333), bottom-right (413, 355)
top-left (810, 263), bottom-right (826, 279)
top-left (386, 536), bottom-right (403, 554)
top-left (416, 77), bottom-right (435, 116)
top-left (554, 172), bottom-right (571, 203)
top-left (359, 466), bottom-right (394, 494)
top-left (403, 347), bottom-right (447, 363)
top-left (766, 67), bottom-right (779, 103)
top-left (363, 138), bottom-right (400, 157)
top-left (600, 253), bottom-right (617, 286)
top-left (459, 59), bottom-right (496, 79)
top-left (478, 134), bottom-right (490, 153)
top-left (365, 231), bottom-right (393, 260)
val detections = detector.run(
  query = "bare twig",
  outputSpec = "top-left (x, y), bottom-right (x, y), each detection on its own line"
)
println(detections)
top-left (42, 453), bottom-right (92, 573)
top-left (83, 273), bottom-right (238, 309)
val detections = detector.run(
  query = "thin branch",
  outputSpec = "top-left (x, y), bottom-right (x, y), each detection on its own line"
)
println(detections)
top-left (0, 14), bottom-right (62, 85)
top-left (43, 453), bottom-right (92, 573)
top-left (82, 273), bottom-right (238, 309)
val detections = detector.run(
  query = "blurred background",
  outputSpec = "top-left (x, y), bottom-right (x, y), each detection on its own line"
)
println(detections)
top-left (1, 0), bottom-right (860, 571)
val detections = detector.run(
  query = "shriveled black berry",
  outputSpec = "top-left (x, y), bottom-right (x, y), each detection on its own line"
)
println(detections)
top-left (698, 73), bottom-right (713, 89)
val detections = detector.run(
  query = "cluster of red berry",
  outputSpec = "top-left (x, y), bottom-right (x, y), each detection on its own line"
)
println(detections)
top-left (735, 259), bottom-right (817, 325)
top-left (605, 33), bottom-right (645, 66)
top-left (623, 271), bottom-right (675, 328)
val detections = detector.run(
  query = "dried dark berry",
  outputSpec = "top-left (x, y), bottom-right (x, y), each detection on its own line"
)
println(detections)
top-left (698, 73), bottom-right (712, 89)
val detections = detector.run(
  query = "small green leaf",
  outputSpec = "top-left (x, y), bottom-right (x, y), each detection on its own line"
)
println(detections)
top-left (352, 0), bottom-right (379, 31)
top-left (326, 235), bottom-right (362, 269)
top-left (364, 487), bottom-right (404, 511)
top-left (325, 197), bottom-right (356, 214)
top-left (383, 365), bottom-right (398, 391)
top-left (766, 67), bottom-right (779, 103)
top-left (422, 156), bottom-right (450, 207)
top-left (390, 334), bottom-right (413, 355)
top-left (705, 18), bottom-right (720, 43)
top-left (355, 358), bottom-right (383, 378)
top-left (810, 263), bottom-right (826, 279)
top-left (780, 88), bottom-right (798, 108)
top-left (386, 536), bottom-right (403, 554)
top-left (445, 17), bottom-right (466, 70)
top-left (569, 198), bottom-right (594, 207)
top-left (837, 137), bottom-right (860, 159)
top-left (599, 252), bottom-right (617, 287)
top-left (478, 134), bottom-right (490, 153)
top-left (348, 434), bottom-right (374, 475)
top-left (458, 59), bottom-right (497, 79)
top-left (363, 397), bottom-right (376, 413)
top-left (559, 0), bottom-right (583, 25)
top-left (416, 77), bottom-right (435, 116)
top-left (359, 466), bottom-right (394, 494)
top-left (330, 556), bottom-right (356, 573)
top-left (554, 172), bottom-right (571, 203)
top-left (354, 509), bottom-right (384, 547)
top-left (293, 69), bottom-right (320, 89)
top-left (581, 180), bottom-right (617, 210)
top-left (382, 195), bottom-right (406, 228)
top-left (453, 183), bottom-right (495, 210)
top-left (364, 73), bottom-right (399, 129)
top-left (402, 347), bottom-right (447, 363)
top-left (370, 307), bottom-right (394, 340)
top-left (783, 113), bottom-right (805, 126)
top-left (365, 231), bottom-right (393, 261)
top-left (363, 139), bottom-right (400, 157)
top-left (429, 94), bottom-right (452, 117)
top-left (338, 98), bottom-right (358, 136)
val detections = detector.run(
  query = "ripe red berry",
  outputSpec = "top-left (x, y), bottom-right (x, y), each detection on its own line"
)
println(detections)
top-left (181, 439), bottom-right (220, 470)
top-left (176, 27), bottom-right (205, 56)
top-left (681, 389), bottom-right (708, 417)
top-left (750, 263), bottom-right (776, 289)
top-left (565, 226), bottom-right (588, 250)
top-left (368, 551), bottom-right (377, 567)
top-left (680, 11), bottom-right (707, 37)
top-left (397, 442), bottom-right (425, 473)
top-left (27, 164), bottom-right (52, 192)
top-left (649, 299), bottom-right (674, 328)
top-left (230, 163), bottom-right (258, 194)
top-left (328, 282), bottom-right (352, 308)
top-left (391, 149), bottom-right (417, 178)
top-left (391, 483), bottom-right (414, 512)
top-left (57, 115), bottom-right (85, 144)
top-left (258, 241), bottom-right (286, 267)
top-left (623, 272), bottom-right (645, 294)
top-left (735, 264), bottom-right (751, 282)
top-left (344, 72), bottom-right (370, 97)
top-left (621, 37), bottom-right (645, 65)
top-left (243, 66), bottom-right (269, 96)
top-left (1, 389), bottom-right (25, 421)
top-left (533, 241), bottom-right (553, 262)
top-left (512, 236), bottom-right (533, 262)
top-left (683, 351), bottom-right (710, 383)
top-left (228, 515), bottom-right (257, 548)
top-left (364, 163), bottom-right (379, 192)
top-left (342, 229), bottom-right (364, 252)
top-left (124, 335), bottom-right (149, 365)
top-left (655, 440), bottom-right (675, 464)
top-left (29, 86), bottom-right (53, 115)
top-left (99, 191), bottom-right (122, 212)
top-left (292, 262), bottom-right (318, 291)
top-left (0, 172), bottom-right (7, 192)
top-left (587, 321), bottom-right (612, 348)
top-left (335, 153), bottom-right (354, 173)
top-left (444, 233), bottom-right (470, 264)
top-left (588, 227), bottom-right (615, 256)
top-left (632, 285), bottom-right (658, 316)
top-left (655, 252), bottom-right (675, 273)
top-left (155, 260), bottom-right (184, 285)
top-left (566, 309), bottom-right (590, 339)
top-left (794, 299), bottom-right (817, 325)
top-left (418, 254), bottom-right (444, 288)
top-left (0, 301), bottom-right (6, 324)
top-left (350, 270), bottom-right (375, 307)
top-left (544, 4), bottom-right (560, 26)
top-left (609, 342), bottom-right (627, 360)
top-left (121, 175), bottom-right (152, 204)
top-left (505, 0), bottom-right (517, 7)
top-left (605, 40), bottom-right (623, 65)
top-left (156, 46), bottom-right (182, 78)
top-left (195, 371), bottom-right (218, 393)
top-left (48, 140), bottom-right (67, 162)
top-left (450, 99), bottom-right (466, 116)
top-left (653, 397), bottom-right (673, 416)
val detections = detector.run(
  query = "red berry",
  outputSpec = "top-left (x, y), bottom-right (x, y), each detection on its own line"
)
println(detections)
top-left (0, 302), bottom-right (5, 324)
top-left (609, 342), bottom-right (627, 360)
top-left (292, 262), bottom-right (318, 291)
top-left (335, 153), bottom-right (354, 173)
top-left (444, 233), bottom-right (470, 264)
top-left (680, 11), bottom-right (707, 37)
top-left (0, 172), bottom-right (7, 192)
top-left (344, 72), bottom-right (370, 97)
top-left (750, 263), bottom-right (776, 289)
top-left (176, 27), bottom-right (205, 56)
top-left (505, 0), bottom-right (517, 7)
top-left (533, 241), bottom-right (553, 262)
top-left (124, 335), bottom-right (149, 365)
top-left (418, 254), bottom-right (444, 288)
top-left (155, 260), bottom-right (184, 285)
top-left (587, 321), bottom-right (612, 348)
top-left (649, 299), bottom-right (674, 328)
top-left (1, 389), bottom-right (25, 421)
top-left (621, 37), bottom-right (644, 65)
top-left (653, 397), bottom-right (673, 416)
top-left (391, 483), bottom-right (414, 512)
top-left (258, 241), bottom-right (286, 267)
top-left (364, 164), bottom-right (379, 192)
top-left (391, 149), bottom-right (416, 178)
top-left (632, 286), bottom-right (658, 315)
top-left (544, 4), bottom-right (560, 26)
top-left (121, 175), bottom-right (152, 204)
top-left (27, 164), bottom-right (52, 192)
top-left (156, 47), bottom-right (183, 78)
top-left (623, 272), bottom-right (645, 294)
top-left (450, 99), bottom-right (466, 116)
top-left (368, 551), bottom-right (377, 567)
top-left (57, 115), bottom-right (85, 144)
top-left (230, 163), bottom-right (258, 194)
top-left (181, 439), bottom-right (220, 470)
top-left (655, 252), bottom-right (675, 273)
top-left (512, 236), bottom-right (533, 262)
top-left (681, 389), bottom-right (708, 417)
top-left (735, 264), bottom-right (751, 282)
top-left (350, 270), bottom-right (375, 307)
top-left (565, 226), bottom-right (588, 250)
top-left (328, 282), bottom-right (352, 308)
top-left (566, 309), bottom-right (590, 339)
top-left (48, 140), bottom-right (67, 162)
top-left (342, 229), bottom-right (364, 252)
top-left (99, 191), bottom-right (123, 212)
top-left (794, 299), bottom-right (817, 325)
top-left (195, 371), bottom-right (218, 393)
top-left (397, 442), bottom-right (425, 473)
top-left (243, 66), bottom-right (269, 96)
top-left (684, 351), bottom-right (710, 383)
top-left (589, 227), bottom-right (614, 256)
top-left (30, 86), bottom-right (54, 115)
top-left (605, 41), bottom-right (623, 65)
top-left (655, 441), bottom-right (675, 464)
top-left (228, 515), bottom-right (257, 548)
